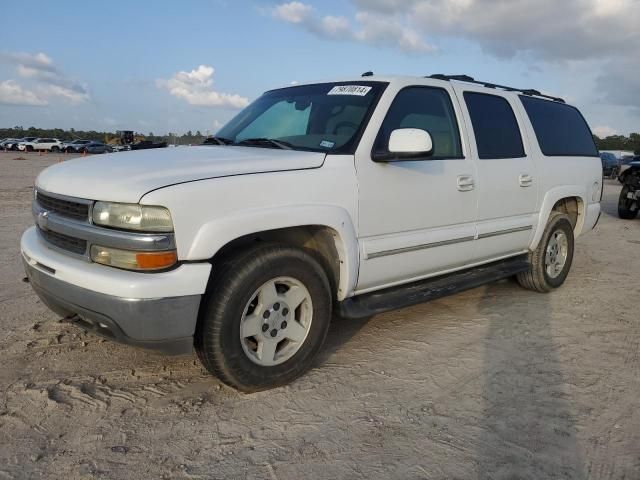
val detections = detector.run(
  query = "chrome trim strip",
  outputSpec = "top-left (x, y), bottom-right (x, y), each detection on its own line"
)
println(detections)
top-left (366, 225), bottom-right (533, 260)
top-left (477, 225), bottom-right (533, 240)
top-left (33, 201), bottom-right (176, 254)
top-left (366, 235), bottom-right (475, 260)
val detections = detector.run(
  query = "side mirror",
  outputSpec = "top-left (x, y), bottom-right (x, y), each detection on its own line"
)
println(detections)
top-left (373, 128), bottom-right (434, 162)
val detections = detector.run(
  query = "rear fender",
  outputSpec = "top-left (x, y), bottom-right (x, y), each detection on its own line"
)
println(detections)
top-left (530, 186), bottom-right (587, 250)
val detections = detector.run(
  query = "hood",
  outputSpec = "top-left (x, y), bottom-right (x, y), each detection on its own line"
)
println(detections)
top-left (36, 146), bottom-right (326, 203)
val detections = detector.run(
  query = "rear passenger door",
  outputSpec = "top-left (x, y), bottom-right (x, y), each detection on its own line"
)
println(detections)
top-left (453, 86), bottom-right (537, 261)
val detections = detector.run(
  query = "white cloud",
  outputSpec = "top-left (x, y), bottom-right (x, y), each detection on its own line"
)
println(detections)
top-left (270, 2), bottom-right (435, 53)
top-left (593, 125), bottom-right (617, 138)
top-left (0, 80), bottom-right (48, 106)
top-left (0, 51), bottom-right (90, 104)
top-left (273, 1), bottom-right (313, 23)
top-left (348, 0), bottom-right (640, 108)
top-left (157, 65), bottom-right (249, 108)
top-left (271, 1), bottom-right (640, 111)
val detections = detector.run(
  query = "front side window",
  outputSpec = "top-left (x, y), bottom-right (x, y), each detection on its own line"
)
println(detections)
top-left (217, 82), bottom-right (387, 154)
top-left (373, 86), bottom-right (463, 160)
top-left (520, 96), bottom-right (598, 157)
top-left (464, 92), bottom-right (525, 159)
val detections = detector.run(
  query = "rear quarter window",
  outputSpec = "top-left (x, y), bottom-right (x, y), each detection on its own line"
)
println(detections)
top-left (519, 96), bottom-right (598, 157)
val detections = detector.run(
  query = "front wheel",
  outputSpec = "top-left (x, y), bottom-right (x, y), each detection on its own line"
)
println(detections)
top-left (618, 185), bottom-right (638, 219)
top-left (195, 244), bottom-right (332, 392)
top-left (51, 146), bottom-right (59, 152)
top-left (517, 213), bottom-right (574, 293)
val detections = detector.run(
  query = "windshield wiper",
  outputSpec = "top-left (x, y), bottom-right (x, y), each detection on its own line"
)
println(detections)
top-left (235, 138), bottom-right (293, 150)
top-left (203, 136), bottom-right (233, 145)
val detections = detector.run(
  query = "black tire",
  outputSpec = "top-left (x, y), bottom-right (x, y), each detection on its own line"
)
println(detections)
top-left (195, 244), bottom-right (332, 392)
top-left (51, 146), bottom-right (59, 152)
top-left (517, 213), bottom-right (574, 293)
top-left (618, 186), bottom-right (638, 219)
top-left (26, 145), bottom-right (33, 152)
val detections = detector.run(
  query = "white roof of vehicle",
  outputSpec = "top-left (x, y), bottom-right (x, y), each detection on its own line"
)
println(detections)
top-left (280, 73), bottom-right (567, 105)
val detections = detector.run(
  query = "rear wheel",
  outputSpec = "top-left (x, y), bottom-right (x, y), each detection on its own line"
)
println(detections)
top-left (618, 185), bottom-right (638, 219)
top-left (517, 213), bottom-right (574, 293)
top-left (195, 244), bottom-right (332, 392)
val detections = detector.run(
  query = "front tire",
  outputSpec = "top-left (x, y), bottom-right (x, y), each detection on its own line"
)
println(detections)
top-left (618, 186), bottom-right (638, 219)
top-left (517, 213), bottom-right (574, 293)
top-left (195, 244), bottom-right (332, 392)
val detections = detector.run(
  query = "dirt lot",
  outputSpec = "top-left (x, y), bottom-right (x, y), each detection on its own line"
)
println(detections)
top-left (0, 151), bottom-right (639, 479)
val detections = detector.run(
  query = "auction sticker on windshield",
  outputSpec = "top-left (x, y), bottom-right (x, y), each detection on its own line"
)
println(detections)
top-left (327, 85), bottom-right (372, 96)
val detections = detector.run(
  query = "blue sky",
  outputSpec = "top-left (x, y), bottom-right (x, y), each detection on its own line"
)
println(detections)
top-left (1, 0), bottom-right (638, 137)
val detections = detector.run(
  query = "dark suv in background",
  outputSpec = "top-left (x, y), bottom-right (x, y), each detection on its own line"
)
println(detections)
top-left (600, 152), bottom-right (619, 179)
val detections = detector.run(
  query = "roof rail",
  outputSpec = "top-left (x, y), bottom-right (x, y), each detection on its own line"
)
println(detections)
top-left (428, 74), bottom-right (565, 103)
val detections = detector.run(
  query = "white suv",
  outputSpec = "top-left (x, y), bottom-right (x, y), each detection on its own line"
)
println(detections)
top-left (21, 74), bottom-right (602, 391)
top-left (20, 138), bottom-right (63, 152)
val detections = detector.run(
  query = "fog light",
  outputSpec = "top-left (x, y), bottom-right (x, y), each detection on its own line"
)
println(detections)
top-left (90, 245), bottom-right (177, 271)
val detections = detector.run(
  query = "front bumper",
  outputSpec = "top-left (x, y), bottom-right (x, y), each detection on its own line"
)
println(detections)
top-left (21, 227), bottom-right (211, 354)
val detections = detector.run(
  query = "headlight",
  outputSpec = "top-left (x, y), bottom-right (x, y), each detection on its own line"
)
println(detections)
top-left (91, 245), bottom-right (177, 271)
top-left (92, 202), bottom-right (173, 232)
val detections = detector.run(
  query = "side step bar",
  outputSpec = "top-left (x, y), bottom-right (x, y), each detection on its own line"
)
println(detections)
top-left (337, 255), bottom-right (530, 319)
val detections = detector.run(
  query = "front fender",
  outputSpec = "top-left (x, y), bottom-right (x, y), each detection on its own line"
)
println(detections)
top-left (188, 204), bottom-right (359, 301)
top-left (530, 185), bottom-right (588, 250)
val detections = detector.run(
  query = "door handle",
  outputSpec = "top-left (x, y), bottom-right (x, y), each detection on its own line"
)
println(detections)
top-left (519, 174), bottom-right (533, 187)
top-left (457, 175), bottom-right (475, 192)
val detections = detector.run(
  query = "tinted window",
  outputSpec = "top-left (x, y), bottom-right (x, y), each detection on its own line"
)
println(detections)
top-left (520, 96), bottom-right (598, 157)
top-left (464, 92), bottom-right (524, 159)
top-left (374, 87), bottom-right (462, 159)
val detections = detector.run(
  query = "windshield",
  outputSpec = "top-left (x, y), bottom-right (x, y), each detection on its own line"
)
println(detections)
top-left (216, 81), bottom-right (387, 154)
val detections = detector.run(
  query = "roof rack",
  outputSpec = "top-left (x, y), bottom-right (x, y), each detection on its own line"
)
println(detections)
top-left (428, 74), bottom-right (565, 103)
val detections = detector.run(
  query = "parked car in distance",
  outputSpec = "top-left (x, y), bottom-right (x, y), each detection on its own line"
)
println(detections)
top-left (21, 138), bottom-right (64, 152)
top-left (600, 151), bottom-right (619, 178)
top-left (0, 138), bottom-right (20, 149)
top-left (109, 144), bottom-right (131, 152)
top-left (83, 142), bottom-right (113, 154)
top-left (15, 137), bottom-right (38, 151)
top-left (62, 139), bottom-right (94, 153)
top-left (130, 140), bottom-right (167, 150)
top-left (22, 74), bottom-right (602, 392)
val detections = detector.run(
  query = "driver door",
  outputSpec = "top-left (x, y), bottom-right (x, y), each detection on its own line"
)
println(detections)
top-left (355, 83), bottom-right (478, 292)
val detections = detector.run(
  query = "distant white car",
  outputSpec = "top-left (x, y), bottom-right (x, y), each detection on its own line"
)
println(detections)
top-left (20, 138), bottom-right (63, 152)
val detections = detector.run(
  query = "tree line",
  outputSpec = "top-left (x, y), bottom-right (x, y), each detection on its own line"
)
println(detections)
top-left (2, 125), bottom-right (639, 153)
top-left (593, 133), bottom-right (640, 154)
top-left (0, 126), bottom-right (209, 145)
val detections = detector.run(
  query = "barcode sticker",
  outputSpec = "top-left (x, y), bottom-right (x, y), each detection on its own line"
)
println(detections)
top-left (327, 85), bottom-right (372, 96)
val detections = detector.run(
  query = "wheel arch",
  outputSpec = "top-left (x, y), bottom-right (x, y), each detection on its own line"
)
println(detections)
top-left (188, 205), bottom-right (359, 301)
top-left (530, 187), bottom-right (587, 250)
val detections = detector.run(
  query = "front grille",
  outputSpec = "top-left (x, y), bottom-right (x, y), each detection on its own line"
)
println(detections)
top-left (39, 228), bottom-right (87, 255)
top-left (36, 192), bottom-right (89, 221)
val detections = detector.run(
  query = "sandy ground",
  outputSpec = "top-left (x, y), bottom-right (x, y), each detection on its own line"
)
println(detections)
top-left (0, 151), bottom-right (639, 479)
